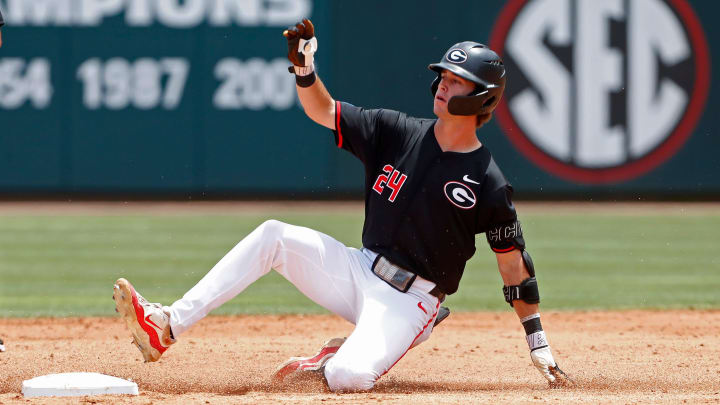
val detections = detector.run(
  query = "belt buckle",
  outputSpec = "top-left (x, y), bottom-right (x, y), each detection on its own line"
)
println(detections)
top-left (371, 256), bottom-right (416, 293)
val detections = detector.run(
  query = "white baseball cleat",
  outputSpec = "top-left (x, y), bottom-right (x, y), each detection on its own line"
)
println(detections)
top-left (113, 278), bottom-right (175, 362)
top-left (272, 337), bottom-right (346, 383)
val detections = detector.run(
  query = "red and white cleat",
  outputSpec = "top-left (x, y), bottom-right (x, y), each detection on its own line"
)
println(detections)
top-left (272, 337), bottom-right (346, 383)
top-left (113, 278), bottom-right (175, 362)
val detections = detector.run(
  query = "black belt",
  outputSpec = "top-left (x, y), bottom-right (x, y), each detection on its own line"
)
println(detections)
top-left (428, 286), bottom-right (446, 302)
top-left (371, 255), bottom-right (446, 302)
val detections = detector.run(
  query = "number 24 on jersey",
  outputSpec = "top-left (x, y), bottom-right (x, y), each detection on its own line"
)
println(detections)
top-left (372, 164), bottom-right (407, 203)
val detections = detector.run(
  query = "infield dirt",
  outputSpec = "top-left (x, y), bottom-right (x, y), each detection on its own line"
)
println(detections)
top-left (1, 310), bottom-right (719, 404)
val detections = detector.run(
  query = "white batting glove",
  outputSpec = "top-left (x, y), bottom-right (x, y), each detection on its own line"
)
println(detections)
top-left (530, 346), bottom-right (573, 387)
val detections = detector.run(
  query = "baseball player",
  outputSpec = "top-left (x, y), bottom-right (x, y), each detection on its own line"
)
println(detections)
top-left (113, 19), bottom-right (572, 392)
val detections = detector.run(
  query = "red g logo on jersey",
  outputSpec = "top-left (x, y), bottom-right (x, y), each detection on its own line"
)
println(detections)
top-left (373, 164), bottom-right (407, 203)
top-left (444, 181), bottom-right (476, 209)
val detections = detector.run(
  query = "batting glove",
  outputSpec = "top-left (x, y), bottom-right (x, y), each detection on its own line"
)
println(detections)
top-left (530, 346), bottom-right (574, 388)
top-left (283, 18), bottom-right (317, 75)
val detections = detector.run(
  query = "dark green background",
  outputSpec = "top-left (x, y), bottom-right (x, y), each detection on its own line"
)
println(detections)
top-left (0, 0), bottom-right (716, 198)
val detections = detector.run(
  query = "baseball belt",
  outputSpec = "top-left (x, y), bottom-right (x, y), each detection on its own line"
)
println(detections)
top-left (371, 255), bottom-right (446, 302)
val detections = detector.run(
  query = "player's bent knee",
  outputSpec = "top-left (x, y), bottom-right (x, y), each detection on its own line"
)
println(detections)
top-left (259, 219), bottom-right (286, 231)
top-left (257, 219), bottom-right (287, 239)
top-left (324, 363), bottom-right (376, 392)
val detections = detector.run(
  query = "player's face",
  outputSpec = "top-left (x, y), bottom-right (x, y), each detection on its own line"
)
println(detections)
top-left (433, 70), bottom-right (475, 118)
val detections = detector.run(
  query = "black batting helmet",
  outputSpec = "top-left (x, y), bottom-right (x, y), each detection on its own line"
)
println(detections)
top-left (429, 41), bottom-right (506, 116)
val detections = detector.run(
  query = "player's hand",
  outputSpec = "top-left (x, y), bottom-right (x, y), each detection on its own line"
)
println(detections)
top-left (530, 347), bottom-right (574, 388)
top-left (283, 18), bottom-right (317, 67)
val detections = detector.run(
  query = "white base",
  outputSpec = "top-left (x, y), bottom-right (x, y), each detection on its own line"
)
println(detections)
top-left (22, 372), bottom-right (138, 397)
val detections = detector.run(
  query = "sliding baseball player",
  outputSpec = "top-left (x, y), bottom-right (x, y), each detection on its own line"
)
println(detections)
top-left (113, 18), bottom-right (571, 392)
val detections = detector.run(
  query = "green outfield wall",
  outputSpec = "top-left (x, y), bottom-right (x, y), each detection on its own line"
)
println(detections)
top-left (0, 0), bottom-right (716, 198)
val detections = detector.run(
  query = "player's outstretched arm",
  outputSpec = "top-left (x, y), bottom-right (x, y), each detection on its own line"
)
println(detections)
top-left (283, 19), bottom-right (336, 130)
top-left (496, 250), bottom-right (573, 388)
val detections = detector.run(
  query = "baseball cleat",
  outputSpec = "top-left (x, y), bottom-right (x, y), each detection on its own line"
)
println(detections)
top-left (0, 338), bottom-right (5, 352)
top-left (272, 337), bottom-right (346, 383)
top-left (113, 278), bottom-right (175, 362)
top-left (434, 306), bottom-right (450, 326)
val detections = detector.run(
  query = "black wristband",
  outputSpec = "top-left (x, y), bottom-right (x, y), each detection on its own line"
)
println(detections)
top-left (521, 314), bottom-right (548, 351)
top-left (522, 316), bottom-right (543, 335)
top-left (296, 71), bottom-right (317, 88)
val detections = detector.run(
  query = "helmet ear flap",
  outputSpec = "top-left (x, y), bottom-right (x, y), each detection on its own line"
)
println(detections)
top-left (447, 90), bottom-right (489, 116)
top-left (447, 86), bottom-right (504, 116)
top-left (430, 75), bottom-right (440, 96)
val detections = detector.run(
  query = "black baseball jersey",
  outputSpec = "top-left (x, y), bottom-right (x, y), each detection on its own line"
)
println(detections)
top-left (332, 101), bottom-right (518, 295)
top-left (0, 8), bottom-right (4, 27)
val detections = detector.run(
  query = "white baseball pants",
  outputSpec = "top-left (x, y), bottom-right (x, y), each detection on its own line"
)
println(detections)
top-left (165, 220), bottom-right (441, 392)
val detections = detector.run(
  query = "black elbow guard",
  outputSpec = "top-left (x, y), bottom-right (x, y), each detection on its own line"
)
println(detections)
top-left (522, 250), bottom-right (535, 277)
top-left (503, 277), bottom-right (540, 307)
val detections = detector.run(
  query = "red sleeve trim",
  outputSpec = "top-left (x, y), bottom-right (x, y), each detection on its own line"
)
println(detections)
top-left (335, 100), bottom-right (343, 149)
top-left (492, 246), bottom-right (516, 253)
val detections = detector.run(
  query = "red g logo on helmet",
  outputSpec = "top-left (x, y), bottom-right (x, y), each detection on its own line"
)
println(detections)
top-left (490, 0), bottom-right (710, 184)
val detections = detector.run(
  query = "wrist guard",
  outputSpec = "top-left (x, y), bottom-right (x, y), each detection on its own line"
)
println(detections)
top-left (294, 66), bottom-right (316, 87)
top-left (521, 313), bottom-right (548, 351)
top-left (503, 277), bottom-right (540, 307)
top-left (286, 63), bottom-right (316, 87)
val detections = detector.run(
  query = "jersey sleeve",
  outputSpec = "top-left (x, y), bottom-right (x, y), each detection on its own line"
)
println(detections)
top-left (479, 184), bottom-right (520, 252)
top-left (0, 8), bottom-right (5, 27)
top-left (485, 184), bottom-right (518, 227)
top-left (332, 101), bottom-right (402, 165)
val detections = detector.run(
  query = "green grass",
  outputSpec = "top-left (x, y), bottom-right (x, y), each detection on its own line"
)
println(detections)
top-left (1, 206), bottom-right (719, 317)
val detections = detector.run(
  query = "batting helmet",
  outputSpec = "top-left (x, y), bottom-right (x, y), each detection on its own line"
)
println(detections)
top-left (429, 41), bottom-right (506, 116)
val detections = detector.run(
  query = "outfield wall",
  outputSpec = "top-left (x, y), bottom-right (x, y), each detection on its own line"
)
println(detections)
top-left (0, 0), bottom-right (716, 198)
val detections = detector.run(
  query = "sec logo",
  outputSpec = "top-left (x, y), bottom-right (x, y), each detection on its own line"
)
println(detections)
top-left (490, 0), bottom-right (710, 184)
top-left (444, 182), bottom-right (476, 209)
